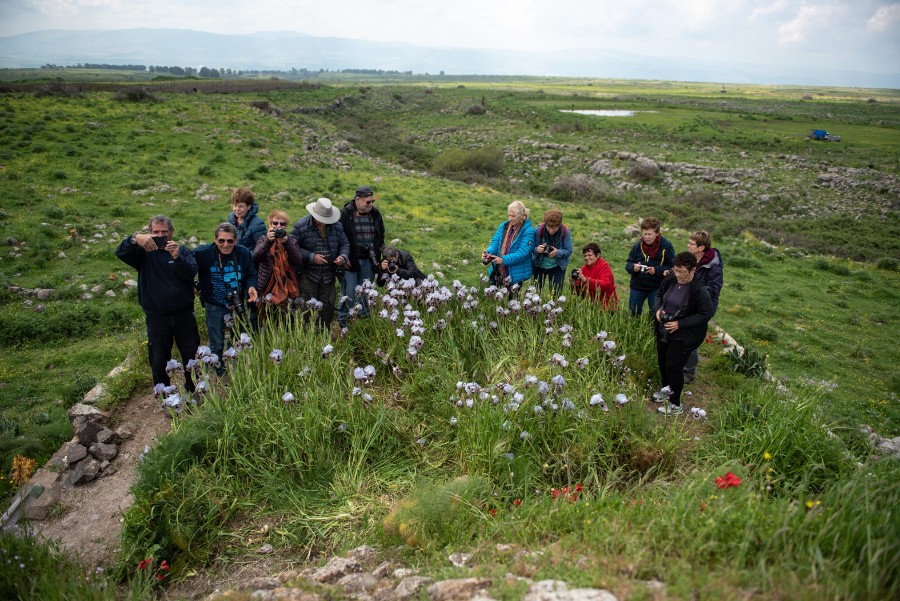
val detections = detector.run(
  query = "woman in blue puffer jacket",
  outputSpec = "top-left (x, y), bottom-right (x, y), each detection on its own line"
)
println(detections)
top-left (482, 200), bottom-right (535, 290)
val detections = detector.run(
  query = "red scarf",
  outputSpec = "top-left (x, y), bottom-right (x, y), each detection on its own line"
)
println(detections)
top-left (697, 247), bottom-right (715, 267)
top-left (641, 236), bottom-right (661, 260)
top-left (263, 240), bottom-right (300, 305)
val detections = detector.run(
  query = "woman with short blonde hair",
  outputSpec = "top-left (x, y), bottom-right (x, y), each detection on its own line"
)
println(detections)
top-left (482, 200), bottom-right (535, 290)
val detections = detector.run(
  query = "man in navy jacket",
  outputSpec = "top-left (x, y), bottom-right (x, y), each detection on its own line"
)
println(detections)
top-left (115, 215), bottom-right (200, 391)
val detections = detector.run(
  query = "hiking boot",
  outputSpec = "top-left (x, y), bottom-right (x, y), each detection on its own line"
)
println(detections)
top-left (657, 402), bottom-right (684, 416)
top-left (652, 385), bottom-right (673, 403)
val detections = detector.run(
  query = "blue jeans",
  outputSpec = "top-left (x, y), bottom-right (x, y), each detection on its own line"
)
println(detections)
top-left (338, 260), bottom-right (375, 324)
top-left (204, 304), bottom-right (232, 375)
top-left (629, 288), bottom-right (658, 316)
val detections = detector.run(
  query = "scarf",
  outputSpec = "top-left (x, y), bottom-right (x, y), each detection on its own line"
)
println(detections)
top-left (263, 240), bottom-right (300, 305)
top-left (497, 222), bottom-right (520, 281)
top-left (697, 247), bottom-right (716, 267)
top-left (641, 236), bottom-right (661, 260)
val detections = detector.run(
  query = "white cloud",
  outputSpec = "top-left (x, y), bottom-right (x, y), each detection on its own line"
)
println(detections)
top-left (777, 5), bottom-right (836, 45)
top-left (867, 3), bottom-right (900, 30)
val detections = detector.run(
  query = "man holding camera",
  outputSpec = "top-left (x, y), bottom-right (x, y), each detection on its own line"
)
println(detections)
top-left (195, 223), bottom-right (258, 374)
top-left (116, 215), bottom-right (201, 392)
top-left (290, 197), bottom-right (350, 330)
top-left (337, 186), bottom-right (385, 327)
top-left (377, 245), bottom-right (426, 285)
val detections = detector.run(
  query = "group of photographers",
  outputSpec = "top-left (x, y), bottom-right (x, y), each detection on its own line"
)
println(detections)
top-left (119, 189), bottom-right (721, 416)
top-left (482, 205), bottom-right (723, 416)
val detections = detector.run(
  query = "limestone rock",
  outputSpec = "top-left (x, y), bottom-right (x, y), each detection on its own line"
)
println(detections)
top-left (67, 403), bottom-right (109, 423)
top-left (426, 577), bottom-right (492, 601)
top-left (309, 556), bottom-right (361, 583)
top-left (448, 552), bottom-right (472, 567)
top-left (24, 481), bottom-right (61, 520)
top-left (523, 580), bottom-right (618, 601)
top-left (393, 576), bottom-right (433, 601)
top-left (336, 572), bottom-right (380, 594)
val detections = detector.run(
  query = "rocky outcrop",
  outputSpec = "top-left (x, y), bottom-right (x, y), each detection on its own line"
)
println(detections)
top-left (204, 546), bottom-right (621, 601)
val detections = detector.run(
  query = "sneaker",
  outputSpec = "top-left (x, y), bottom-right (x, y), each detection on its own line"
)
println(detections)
top-left (652, 385), bottom-right (673, 403)
top-left (683, 372), bottom-right (696, 384)
top-left (657, 402), bottom-right (684, 416)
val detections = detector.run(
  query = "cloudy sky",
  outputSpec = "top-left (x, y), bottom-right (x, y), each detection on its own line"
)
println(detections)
top-left (1, 0), bottom-right (898, 75)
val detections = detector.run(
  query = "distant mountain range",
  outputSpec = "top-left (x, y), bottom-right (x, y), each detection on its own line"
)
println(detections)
top-left (1, 28), bottom-right (897, 89)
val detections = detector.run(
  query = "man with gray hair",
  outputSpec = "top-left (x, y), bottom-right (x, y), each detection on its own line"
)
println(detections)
top-left (115, 215), bottom-right (201, 391)
top-left (195, 222), bottom-right (258, 374)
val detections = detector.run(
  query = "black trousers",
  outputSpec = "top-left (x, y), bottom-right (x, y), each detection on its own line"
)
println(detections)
top-left (656, 336), bottom-right (691, 406)
top-left (146, 310), bottom-right (201, 391)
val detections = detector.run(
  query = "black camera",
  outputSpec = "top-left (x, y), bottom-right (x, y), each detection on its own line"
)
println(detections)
top-left (387, 258), bottom-right (398, 271)
top-left (225, 290), bottom-right (245, 318)
top-left (273, 227), bottom-right (287, 239)
top-left (542, 245), bottom-right (554, 256)
top-left (359, 245), bottom-right (378, 266)
top-left (658, 310), bottom-right (676, 322)
top-left (570, 268), bottom-right (580, 280)
top-left (482, 253), bottom-right (494, 265)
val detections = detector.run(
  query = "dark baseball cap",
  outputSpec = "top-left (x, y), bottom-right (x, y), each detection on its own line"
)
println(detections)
top-left (355, 186), bottom-right (374, 197)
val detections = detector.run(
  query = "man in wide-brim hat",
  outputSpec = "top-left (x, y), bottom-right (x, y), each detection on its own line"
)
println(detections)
top-left (289, 198), bottom-right (349, 330)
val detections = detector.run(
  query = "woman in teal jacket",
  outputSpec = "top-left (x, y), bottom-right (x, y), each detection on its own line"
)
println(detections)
top-left (483, 200), bottom-right (535, 288)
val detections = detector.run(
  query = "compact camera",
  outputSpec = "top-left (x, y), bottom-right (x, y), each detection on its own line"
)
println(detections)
top-left (570, 268), bottom-right (581, 280)
top-left (639, 264), bottom-right (650, 273)
top-left (482, 253), bottom-right (495, 265)
top-left (273, 227), bottom-right (287, 239)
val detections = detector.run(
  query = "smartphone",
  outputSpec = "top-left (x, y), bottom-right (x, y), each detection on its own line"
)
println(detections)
top-left (152, 236), bottom-right (168, 250)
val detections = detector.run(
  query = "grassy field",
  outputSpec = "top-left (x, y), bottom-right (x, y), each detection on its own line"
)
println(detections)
top-left (0, 74), bottom-right (898, 599)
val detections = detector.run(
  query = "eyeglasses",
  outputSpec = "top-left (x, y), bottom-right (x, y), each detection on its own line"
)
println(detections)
top-left (270, 221), bottom-right (287, 226)
top-left (216, 239), bottom-right (236, 245)
top-left (686, 241), bottom-right (697, 247)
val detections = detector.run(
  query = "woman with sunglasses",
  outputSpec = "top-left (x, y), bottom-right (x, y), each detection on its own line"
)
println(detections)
top-left (195, 222), bottom-right (258, 374)
top-left (253, 210), bottom-right (304, 314)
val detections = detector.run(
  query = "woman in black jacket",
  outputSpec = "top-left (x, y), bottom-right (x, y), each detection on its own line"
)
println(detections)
top-left (653, 252), bottom-right (714, 415)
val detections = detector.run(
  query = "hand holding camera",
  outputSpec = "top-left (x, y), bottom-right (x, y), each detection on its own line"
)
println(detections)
top-left (482, 252), bottom-right (495, 265)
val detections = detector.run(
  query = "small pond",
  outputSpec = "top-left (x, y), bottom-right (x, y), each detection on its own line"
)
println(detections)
top-left (559, 109), bottom-right (658, 117)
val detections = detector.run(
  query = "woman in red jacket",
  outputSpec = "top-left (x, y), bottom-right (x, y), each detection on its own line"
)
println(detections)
top-left (571, 243), bottom-right (618, 310)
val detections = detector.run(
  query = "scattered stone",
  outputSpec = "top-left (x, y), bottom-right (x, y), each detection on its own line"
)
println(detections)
top-left (98, 465), bottom-right (117, 478)
top-left (235, 576), bottom-right (281, 591)
top-left (426, 577), bottom-right (492, 601)
top-left (75, 420), bottom-right (104, 446)
top-left (392, 568), bottom-right (416, 579)
top-left (124, 279), bottom-right (137, 288)
top-left (448, 551), bottom-right (472, 567)
top-left (68, 403), bottom-right (109, 422)
top-left (393, 576), bottom-right (433, 601)
top-left (24, 480), bottom-right (61, 521)
top-left (35, 288), bottom-right (54, 300)
top-left (95, 428), bottom-right (121, 445)
top-left (309, 556), bottom-right (361, 583)
top-left (372, 561), bottom-right (392, 578)
top-left (105, 290), bottom-right (116, 297)
top-left (64, 458), bottom-right (100, 486)
top-left (258, 543), bottom-right (274, 554)
top-left (115, 425), bottom-right (135, 440)
top-left (349, 544), bottom-right (379, 563)
top-left (524, 580), bottom-right (618, 601)
top-left (66, 443), bottom-right (88, 466)
top-left (336, 572), bottom-right (379, 594)
top-left (89, 442), bottom-right (118, 462)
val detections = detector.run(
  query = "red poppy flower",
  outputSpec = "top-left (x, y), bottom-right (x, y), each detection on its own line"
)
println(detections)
top-left (138, 557), bottom-right (152, 571)
top-left (551, 488), bottom-right (560, 499)
top-left (513, 499), bottom-right (522, 507)
top-left (700, 501), bottom-right (707, 511)
top-left (574, 483), bottom-right (583, 492)
top-left (715, 471), bottom-right (742, 489)
top-left (489, 508), bottom-right (497, 517)
top-left (156, 573), bottom-right (165, 581)
top-left (721, 339), bottom-right (728, 345)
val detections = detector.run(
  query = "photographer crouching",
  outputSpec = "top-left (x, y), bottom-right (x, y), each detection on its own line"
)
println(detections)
top-left (195, 223), bottom-right (258, 375)
top-left (377, 246), bottom-right (426, 285)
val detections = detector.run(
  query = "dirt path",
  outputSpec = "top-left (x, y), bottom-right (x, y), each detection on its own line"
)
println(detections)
top-left (34, 392), bottom-right (171, 570)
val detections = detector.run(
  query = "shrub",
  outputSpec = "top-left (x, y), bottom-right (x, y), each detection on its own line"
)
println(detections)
top-left (813, 258), bottom-right (851, 276)
top-left (114, 88), bottom-right (159, 103)
top-left (465, 105), bottom-right (486, 115)
top-left (626, 158), bottom-right (661, 181)
top-left (548, 173), bottom-right (613, 202)
top-left (728, 256), bottom-right (763, 269)
top-left (432, 146), bottom-right (504, 176)
top-left (875, 257), bottom-right (898, 271)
